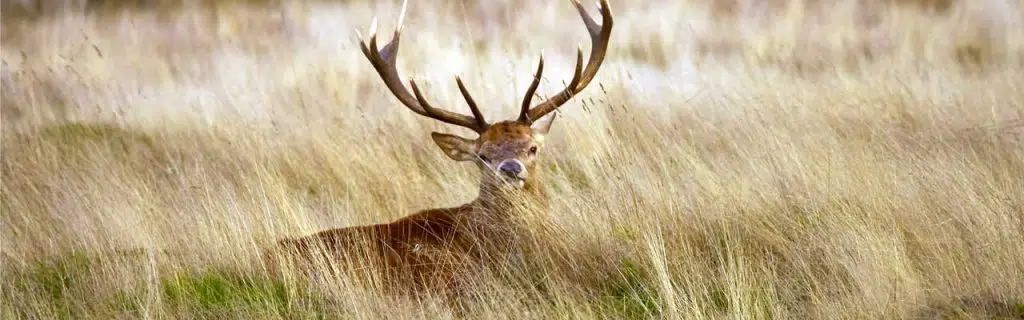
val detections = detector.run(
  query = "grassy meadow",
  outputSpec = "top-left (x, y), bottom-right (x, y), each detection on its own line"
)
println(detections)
top-left (2, 0), bottom-right (1023, 318)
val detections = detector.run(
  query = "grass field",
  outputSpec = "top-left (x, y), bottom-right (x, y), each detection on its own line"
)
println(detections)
top-left (2, 0), bottom-right (1023, 318)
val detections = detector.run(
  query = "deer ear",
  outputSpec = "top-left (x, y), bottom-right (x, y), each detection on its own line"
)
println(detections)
top-left (430, 132), bottom-right (478, 161)
top-left (531, 113), bottom-right (556, 135)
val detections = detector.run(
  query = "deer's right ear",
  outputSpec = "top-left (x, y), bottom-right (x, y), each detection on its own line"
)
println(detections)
top-left (530, 113), bottom-right (557, 135)
top-left (430, 132), bottom-right (478, 162)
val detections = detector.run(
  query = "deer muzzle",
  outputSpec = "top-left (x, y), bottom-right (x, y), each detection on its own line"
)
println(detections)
top-left (497, 159), bottom-right (528, 188)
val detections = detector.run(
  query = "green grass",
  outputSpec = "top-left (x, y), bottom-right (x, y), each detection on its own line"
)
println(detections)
top-left (161, 270), bottom-right (289, 311)
top-left (597, 258), bottom-right (661, 319)
top-left (1, 252), bottom-right (335, 319)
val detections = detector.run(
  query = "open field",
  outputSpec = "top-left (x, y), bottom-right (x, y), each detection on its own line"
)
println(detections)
top-left (2, 0), bottom-right (1024, 318)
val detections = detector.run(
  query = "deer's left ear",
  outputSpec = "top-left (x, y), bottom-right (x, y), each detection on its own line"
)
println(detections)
top-left (431, 132), bottom-right (479, 162)
top-left (530, 113), bottom-right (556, 135)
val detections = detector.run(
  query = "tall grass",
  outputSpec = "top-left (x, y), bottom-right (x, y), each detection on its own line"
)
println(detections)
top-left (2, 0), bottom-right (1023, 318)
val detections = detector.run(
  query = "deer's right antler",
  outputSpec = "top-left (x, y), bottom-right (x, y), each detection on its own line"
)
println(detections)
top-left (519, 0), bottom-right (613, 123)
top-left (358, 0), bottom-right (489, 133)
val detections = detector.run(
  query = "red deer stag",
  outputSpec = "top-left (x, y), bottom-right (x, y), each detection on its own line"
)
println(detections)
top-left (271, 0), bottom-right (613, 292)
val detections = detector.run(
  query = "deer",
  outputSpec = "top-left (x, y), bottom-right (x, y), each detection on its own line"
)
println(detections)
top-left (268, 0), bottom-right (613, 294)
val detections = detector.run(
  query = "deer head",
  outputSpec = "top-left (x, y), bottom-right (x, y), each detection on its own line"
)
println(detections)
top-left (357, 0), bottom-right (613, 191)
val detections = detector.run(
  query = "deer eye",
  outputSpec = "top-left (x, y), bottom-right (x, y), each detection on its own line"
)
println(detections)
top-left (478, 154), bottom-right (489, 162)
top-left (528, 146), bottom-right (538, 155)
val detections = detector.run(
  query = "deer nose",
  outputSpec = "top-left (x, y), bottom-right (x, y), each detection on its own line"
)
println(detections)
top-left (497, 160), bottom-right (526, 178)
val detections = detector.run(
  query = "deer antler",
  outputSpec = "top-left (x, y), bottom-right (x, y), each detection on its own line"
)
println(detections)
top-left (357, 0), bottom-right (489, 133)
top-left (519, 0), bottom-right (613, 123)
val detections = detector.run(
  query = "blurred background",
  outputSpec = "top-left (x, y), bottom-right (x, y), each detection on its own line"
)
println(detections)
top-left (3, 0), bottom-right (1021, 134)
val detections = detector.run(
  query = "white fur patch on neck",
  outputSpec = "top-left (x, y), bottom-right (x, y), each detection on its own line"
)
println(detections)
top-left (512, 179), bottom-right (525, 188)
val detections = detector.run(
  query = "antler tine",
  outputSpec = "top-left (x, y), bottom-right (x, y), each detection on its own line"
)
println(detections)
top-left (455, 76), bottom-right (487, 129)
top-left (357, 0), bottom-right (489, 133)
top-left (518, 55), bottom-right (544, 122)
top-left (523, 0), bottom-right (613, 123)
top-left (409, 80), bottom-right (444, 118)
